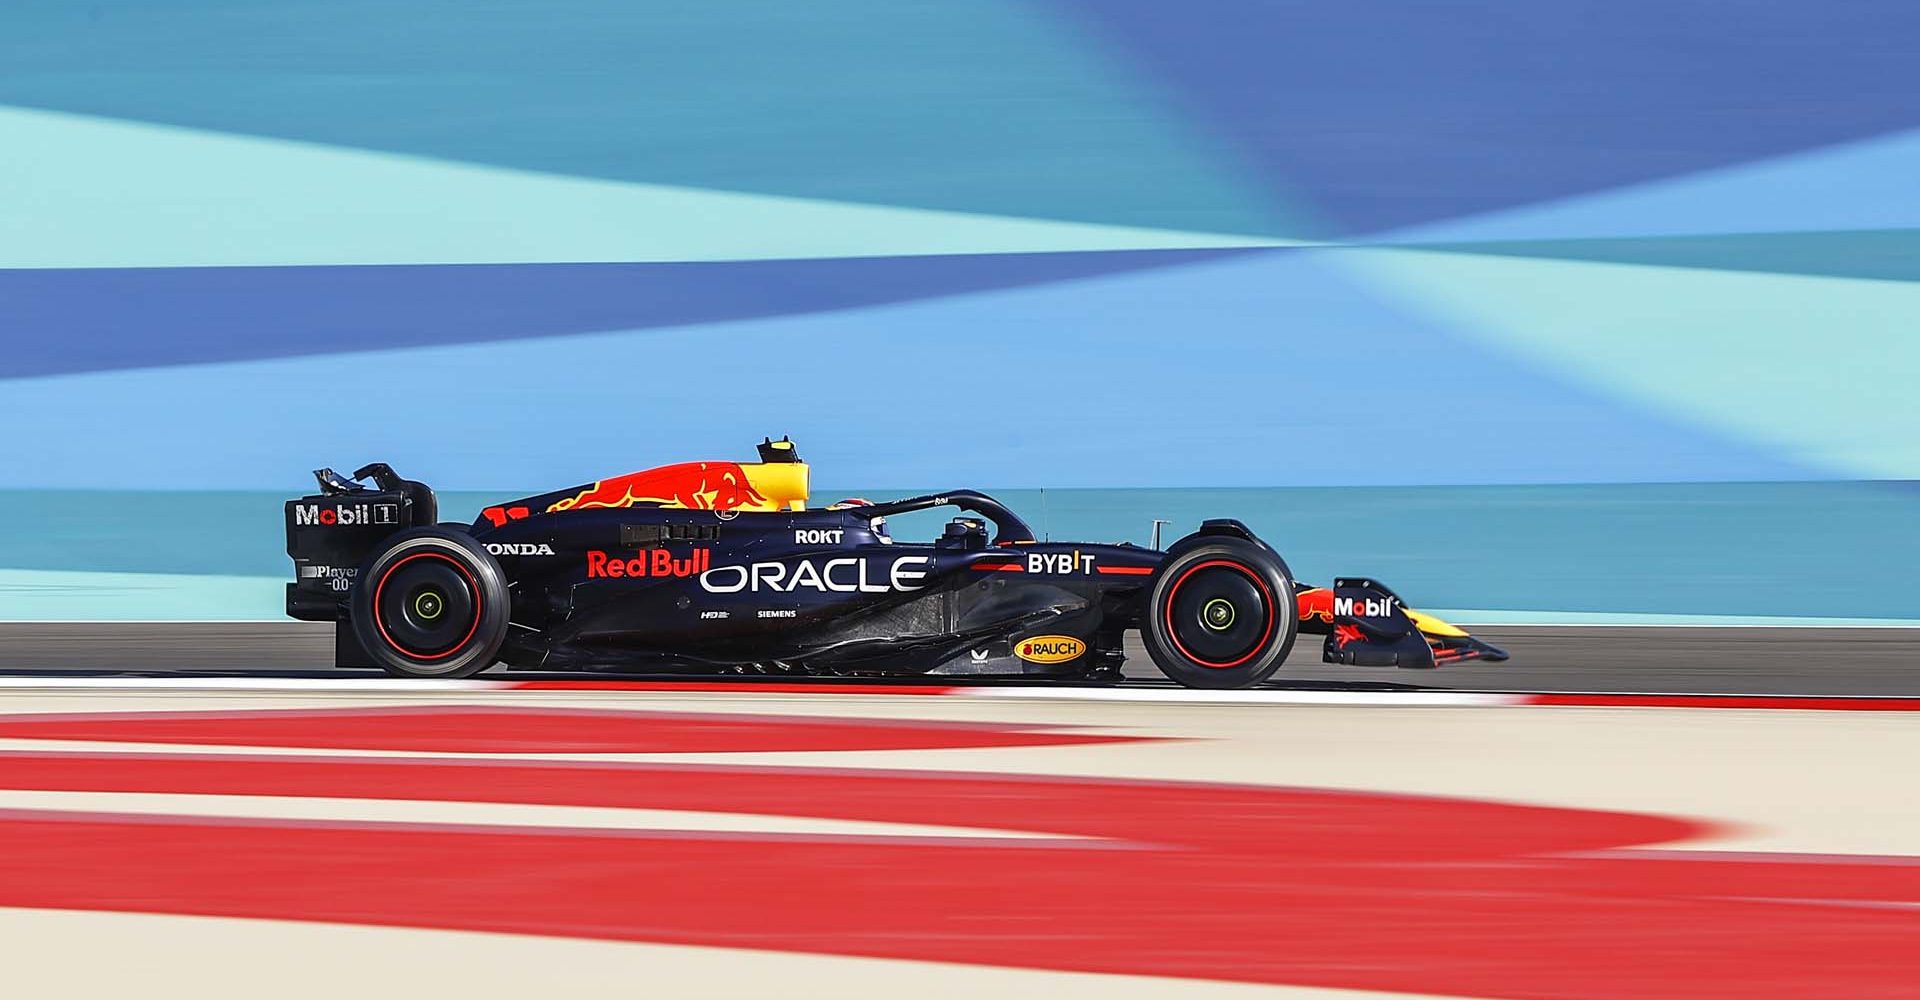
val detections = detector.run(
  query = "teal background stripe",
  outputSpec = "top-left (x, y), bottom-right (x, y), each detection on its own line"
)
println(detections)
top-left (0, 0), bottom-right (1298, 237)
top-left (2, 482), bottom-right (1911, 622)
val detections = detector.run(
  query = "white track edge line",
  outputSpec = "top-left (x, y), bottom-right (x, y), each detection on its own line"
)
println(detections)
top-left (952, 688), bottom-right (1523, 706)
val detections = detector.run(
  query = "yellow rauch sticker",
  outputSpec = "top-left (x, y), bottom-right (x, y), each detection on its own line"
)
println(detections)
top-left (1015, 635), bottom-right (1086, 664)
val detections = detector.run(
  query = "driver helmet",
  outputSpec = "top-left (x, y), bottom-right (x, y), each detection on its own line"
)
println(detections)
top-left (827, 498), bottom-right (889, 543)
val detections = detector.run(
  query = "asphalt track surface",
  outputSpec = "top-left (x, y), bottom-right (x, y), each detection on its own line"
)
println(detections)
top-left (0, 622), bottom-right (1914, 695)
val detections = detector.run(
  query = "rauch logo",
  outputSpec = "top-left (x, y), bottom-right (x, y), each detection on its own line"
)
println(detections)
top-left (1015, 635), bottom-right (1086, 664)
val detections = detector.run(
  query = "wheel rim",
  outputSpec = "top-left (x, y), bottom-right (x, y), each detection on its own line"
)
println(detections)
top-left (1164, 559), bottom-right (1276, 669)
top-left (372, 552), bottom-right (482, 660)
top-left (1201, 597), bottom-right (1236, 631)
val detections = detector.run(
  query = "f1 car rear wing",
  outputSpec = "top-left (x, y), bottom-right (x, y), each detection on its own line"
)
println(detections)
top-left (285, 464), bottom-right (438, 621)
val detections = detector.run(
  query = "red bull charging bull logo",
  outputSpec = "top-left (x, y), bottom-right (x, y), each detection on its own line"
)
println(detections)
top-left (547, 462), bottom-right (773, 514)
top-left (1297, 587), bottom-right (1336, 624)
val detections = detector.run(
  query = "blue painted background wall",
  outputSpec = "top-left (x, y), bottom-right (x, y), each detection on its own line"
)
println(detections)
top-left (2, 2), bottom-right (1916, 619)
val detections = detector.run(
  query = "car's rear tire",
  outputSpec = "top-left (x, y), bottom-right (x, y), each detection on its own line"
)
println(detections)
top-left (1141, 537), bottom-right (1297, 689)
top-left (352, 528), bottom-right (510, 679)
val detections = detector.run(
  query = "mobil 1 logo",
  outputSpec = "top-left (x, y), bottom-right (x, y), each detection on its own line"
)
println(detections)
top-left (294, 502), bottom-right (400, 528)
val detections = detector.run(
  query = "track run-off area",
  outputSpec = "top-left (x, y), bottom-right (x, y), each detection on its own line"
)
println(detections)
top-left (1, 623), bottom-right (1917, 997)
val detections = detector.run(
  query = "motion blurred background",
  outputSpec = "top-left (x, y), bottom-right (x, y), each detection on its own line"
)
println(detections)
top-left (2, 0), bottom-right (1916, 623)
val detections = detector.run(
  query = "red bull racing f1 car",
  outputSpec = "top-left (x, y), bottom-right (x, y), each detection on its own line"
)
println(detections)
top-left (285, 439), bottom-right (1507, 688)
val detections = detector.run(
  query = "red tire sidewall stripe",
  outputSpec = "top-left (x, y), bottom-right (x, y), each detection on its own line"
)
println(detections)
top-left (372, 551), bottom-right (484, 661)
top-left (1162, 559), bottom-right (1277, 669)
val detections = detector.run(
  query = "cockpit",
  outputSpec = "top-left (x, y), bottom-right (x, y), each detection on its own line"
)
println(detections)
top-left (836, 491), bottom-right (1037, 547)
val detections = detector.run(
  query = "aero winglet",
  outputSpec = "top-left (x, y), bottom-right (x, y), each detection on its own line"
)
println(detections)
top-left (1296, 579), bottom-right (1508, 669)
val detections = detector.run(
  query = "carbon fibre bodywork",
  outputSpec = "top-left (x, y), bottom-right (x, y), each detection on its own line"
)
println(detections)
top-left (285, 444), bottom-right (1506, 682)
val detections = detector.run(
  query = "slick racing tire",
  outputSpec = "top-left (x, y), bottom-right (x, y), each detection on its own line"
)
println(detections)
top-left (1141, 537), bottom-right (1297, 689)
top-left (352, 528), bottom-right (510, 679)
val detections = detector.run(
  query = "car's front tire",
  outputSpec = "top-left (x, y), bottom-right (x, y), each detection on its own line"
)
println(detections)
top-left (351, 528), bottom-right (510, 679)
top-left (1141, 536), bottom-right (1297, 689)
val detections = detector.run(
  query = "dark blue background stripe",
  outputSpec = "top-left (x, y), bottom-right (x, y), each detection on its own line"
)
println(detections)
top-left (0, 250), bottom-right (1249, 379)
top-left (1046, 0), bottom-right (1920, 234)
